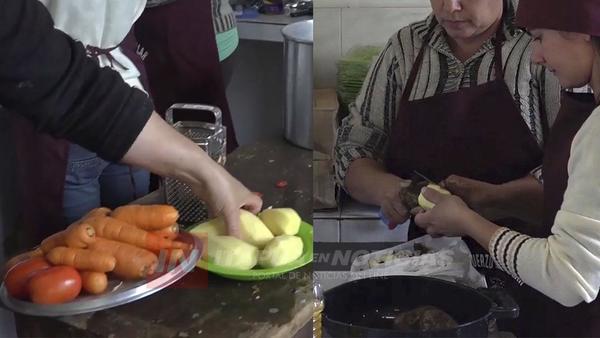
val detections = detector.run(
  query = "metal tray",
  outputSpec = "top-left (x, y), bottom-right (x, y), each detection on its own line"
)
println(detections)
top-left (0, 231), bottom-right (202, 317)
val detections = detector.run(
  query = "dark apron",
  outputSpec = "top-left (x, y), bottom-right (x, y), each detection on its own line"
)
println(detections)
top-left (134, 0), bottom-right (238, 153)
top-left (385, 28), bottom-right (545, 333)
top-left (9, 30), bottom-right (148, 249)
top-left (9, 116), bottom-right (68, 248)
top-left (530, 91), bottom-right (599, 337)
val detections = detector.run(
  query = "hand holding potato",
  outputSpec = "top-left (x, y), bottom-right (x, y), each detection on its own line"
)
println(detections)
top-left (414, 187), bottom-right (475, 237)
top-left (196, 165), bottom-right (264, 238)
top-left (442, 175), bottom-right (505, 220)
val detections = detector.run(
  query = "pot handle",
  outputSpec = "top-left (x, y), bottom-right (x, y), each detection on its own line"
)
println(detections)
top-left (478, 288), bottom-right (520, 319)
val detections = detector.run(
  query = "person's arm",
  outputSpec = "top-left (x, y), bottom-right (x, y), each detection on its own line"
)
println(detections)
top-left (0, 0), bottom-right (261, 235)
top-left (488, 109), bottom-right (600, 307)
top-left (0, 0), bottom-right (152, 161)
top-left (334, 37), bottom-right (410, 224)
top-left (442, 174), bottom-right (544, 225)
top-left (122, 113), bottom-right (262, 236)
top-left (492, 174), bottom-right (544, 223)
top-left (417, 110), bottom-right (600, 307)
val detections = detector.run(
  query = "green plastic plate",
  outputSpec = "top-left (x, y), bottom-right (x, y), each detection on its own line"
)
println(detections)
top-left (192, 222), bottom-right (313, 281)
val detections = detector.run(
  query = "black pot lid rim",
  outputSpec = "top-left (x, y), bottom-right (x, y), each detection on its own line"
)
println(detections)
top-left (322, 275), bottom-right (495, 334)
top-left (322, 312), bottom-right (493, 335)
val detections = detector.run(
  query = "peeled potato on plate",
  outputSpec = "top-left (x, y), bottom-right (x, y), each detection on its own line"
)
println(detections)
top-left (204, 236), bottom-right (259, 270)
top-left (258, 208), bottom-right (301, 236)
top-left (258, 235), bottom-right (303, 268)
top-left (418, 184), bottom-right (451, 210)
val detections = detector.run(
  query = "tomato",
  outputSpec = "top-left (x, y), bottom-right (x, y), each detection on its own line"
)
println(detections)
top-left (3, 248), bottom-right (44, 276)
top-left (4, 257), bottom-right (51, 299)
top-left (28, 266), bottom-right (82, 304)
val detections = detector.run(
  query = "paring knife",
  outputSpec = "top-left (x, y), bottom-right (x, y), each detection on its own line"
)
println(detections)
top-left (413, 170), bottom-right (436, 184)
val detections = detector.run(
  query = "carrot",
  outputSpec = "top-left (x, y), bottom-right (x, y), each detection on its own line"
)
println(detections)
top-left (111, 205), bottom-right (179, 231)
top-left (151, 224), bottom-right (179, 240)
top-left (80, 271), bottom-right (108, 294)
top-left (46, 246), bottom-right (116, 272)
top-left (3, 247), bottom-right (44, 275)
top-left (89, 238), bottom-right (158, 280)
top-left (40, 223), bottom-right (96, 253)
top-left (82, 207), bottom-right (111, 220)
top-left (154, 248), bottom-right (185, 265)
top-left (86, 216), bottom-right (189, 251)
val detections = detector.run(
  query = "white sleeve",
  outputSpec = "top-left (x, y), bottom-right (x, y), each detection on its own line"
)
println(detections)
top-left (489, 107), bottom-right (600, 307)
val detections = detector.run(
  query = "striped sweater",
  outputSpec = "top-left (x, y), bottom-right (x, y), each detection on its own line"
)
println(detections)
top-left (334, 4), bottom-right (561, 186)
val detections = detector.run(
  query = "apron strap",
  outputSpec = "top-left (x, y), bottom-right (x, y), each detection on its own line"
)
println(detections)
top-left (539, 91), bottom-right (550, 145)
top-left (492, 28), bottom-right (505, 82)
top-left (401, 30), bottom-right (433, 103)
top-left (86, 45), bottom-right (129, 70)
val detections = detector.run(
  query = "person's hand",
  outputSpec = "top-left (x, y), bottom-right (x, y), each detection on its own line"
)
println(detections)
top-left (193, 164), bottom-right (263, 238)
top-left (120, 113), bottom-right (263, 238)
top-left (414, 187), bottom-right (475, 237)
top-left (378, 175), bottom-right (413, 226)
top-left (442, 175), bottom-right (504, 220)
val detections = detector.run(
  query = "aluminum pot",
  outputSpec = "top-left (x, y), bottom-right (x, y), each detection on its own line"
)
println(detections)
top-left (323, 276), bottom-right (519, 338)
top-left (282, 19), bottom-right (313, 149)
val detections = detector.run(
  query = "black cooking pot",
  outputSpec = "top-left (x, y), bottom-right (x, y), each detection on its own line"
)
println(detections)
top-left (323, 276), bottom-right (518, 338)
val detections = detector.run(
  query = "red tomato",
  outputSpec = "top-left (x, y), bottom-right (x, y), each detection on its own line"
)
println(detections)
top-left (3, 248), bottom-right (44, 276)
top-left (28, 266), bottom-right (82, 304)
top-left (4, 257), bottom-right (51, 299)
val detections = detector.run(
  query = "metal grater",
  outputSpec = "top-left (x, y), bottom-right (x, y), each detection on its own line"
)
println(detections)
top-left (163, 104), bottom-right (227, 225)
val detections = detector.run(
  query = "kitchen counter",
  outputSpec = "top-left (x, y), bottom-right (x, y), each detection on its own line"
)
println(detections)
top-left (14, 139), bottom-right (314, 338)
top-left (314, 191), bottom-right (409, 243)
top-left (238, 13), bottom-right (312, 42)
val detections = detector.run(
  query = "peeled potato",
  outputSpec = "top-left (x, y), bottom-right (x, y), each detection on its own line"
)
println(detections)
top-left (418, 184), bottom-right (451, 210)
top-left (204, 236), bottom-right (258, 270)
top-left (258, 235), bottom-right (303, 268)
top-left (190, 210), bottom-right (274, 248)
top-left (239, 210), bottom-right (274, 248)
top-left (258, 208), bottom-right (301, 236)
top-left (190, 218), bottom-right (226, 238)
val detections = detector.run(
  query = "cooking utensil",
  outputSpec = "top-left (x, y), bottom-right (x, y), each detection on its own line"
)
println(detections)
top-left (163, 104), bottom-right (227, 225)
top-left (323, 276), bottom-right (518, 338)
top-left (282, 20), bottom-right (313, 149)
top-left (284, 0), bottom-right (313, 17)
top-left (0, 232), bottom-right (202, 317)
top-left (382, 173), bottom-right (431, 229)
top-left (413, 170), bottom-right (436, 185)
top-left (192, 222), bottom-right (313, 281)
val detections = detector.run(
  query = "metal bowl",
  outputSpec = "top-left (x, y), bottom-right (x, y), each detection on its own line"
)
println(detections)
top-left (0, 231), bottom-right (202, 317)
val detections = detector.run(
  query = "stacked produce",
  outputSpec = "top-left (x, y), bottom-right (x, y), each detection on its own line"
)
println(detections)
top-left (190, 208), bottom-right (304, 270)
top-left (337, 46), bottom-right (383, 108)
top-left (2, 205), bottom-right (189, 304)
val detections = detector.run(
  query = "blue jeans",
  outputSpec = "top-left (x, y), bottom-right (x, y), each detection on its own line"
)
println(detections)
top-left (63, 144), bottom-right (150, 225)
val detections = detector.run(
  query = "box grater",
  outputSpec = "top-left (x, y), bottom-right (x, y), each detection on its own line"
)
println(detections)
top-left (163, 104), bottom-right (227, 225)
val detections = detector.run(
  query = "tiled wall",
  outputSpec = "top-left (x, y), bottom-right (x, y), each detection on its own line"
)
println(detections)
top-left (314, 218), bottom-right (410, 242)
top-left (314, 0), bottom-right (432, 88)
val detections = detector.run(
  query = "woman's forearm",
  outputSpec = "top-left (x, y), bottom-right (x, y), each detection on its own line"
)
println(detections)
top-left (494, 175), bottom-right (544, 225)
top-left (122, 112), bottom-right (219, 190)
top-left (344, 158), bottom-right (406, 205)
top-left (464, 209), bottom-right (502, 250)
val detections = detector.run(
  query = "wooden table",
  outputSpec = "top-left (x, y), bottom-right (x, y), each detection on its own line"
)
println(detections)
top-left (15, 139), bottom-right (314, 338)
